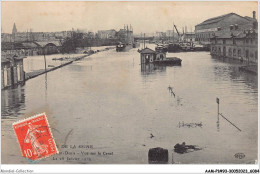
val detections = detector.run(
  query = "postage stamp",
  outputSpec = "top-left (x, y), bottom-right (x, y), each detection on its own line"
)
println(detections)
top-left (12, 113), bottom-right (59, 161)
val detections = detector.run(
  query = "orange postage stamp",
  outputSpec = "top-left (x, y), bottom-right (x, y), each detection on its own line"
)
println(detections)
top-left (12, 113), bottom-right (58, 161)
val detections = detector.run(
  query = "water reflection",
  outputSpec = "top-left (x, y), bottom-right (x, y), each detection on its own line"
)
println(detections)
top-left (1, 85), bottom-right (25, 118)
top-left (211, 55), bottom-right (258, 95)
top-left (141, 63), bottom-right (166, 75)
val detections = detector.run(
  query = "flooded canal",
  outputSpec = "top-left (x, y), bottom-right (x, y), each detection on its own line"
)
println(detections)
top-left (1, 45), bottom-right (258, 164)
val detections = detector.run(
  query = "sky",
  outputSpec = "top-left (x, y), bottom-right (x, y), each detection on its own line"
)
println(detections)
top-left (1, 1), bottom-right (258, 34)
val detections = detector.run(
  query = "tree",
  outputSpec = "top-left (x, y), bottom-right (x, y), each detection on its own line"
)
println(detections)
top-left (61, 31), bottom-right (84, 53)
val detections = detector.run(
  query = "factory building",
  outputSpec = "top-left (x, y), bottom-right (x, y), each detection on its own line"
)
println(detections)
top-left (195, 11), bottom-right (257, 45)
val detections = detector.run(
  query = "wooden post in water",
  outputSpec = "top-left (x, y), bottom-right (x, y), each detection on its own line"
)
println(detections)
top-left (43, 47), bottom-right (47, 72)
top-left (216, 97), bottom-right (219, 115)
top-left (216, 97), bottom-right (220, 131)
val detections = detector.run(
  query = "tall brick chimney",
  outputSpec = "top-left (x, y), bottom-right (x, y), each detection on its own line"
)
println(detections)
top-left (253, 11), bottom-right (256, 19)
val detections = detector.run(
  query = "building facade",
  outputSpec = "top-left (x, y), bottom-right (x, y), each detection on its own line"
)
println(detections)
top-left (210, 29), bottom-right (258, 64)
top-left (1, 55), bottom-right (26, 89)
top-left (97, 29), bottom-right (116, 39)
top-left (195, 11), bottom-right (257, 44)
top-left (183, 32), bottom-right (195, 42)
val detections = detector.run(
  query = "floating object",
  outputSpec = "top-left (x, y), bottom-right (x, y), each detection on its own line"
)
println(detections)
top-left (154, 57), bottom-right (182, 66)
top-left (148, 147), bottom-right (168, 164)
top-left (174, 142), bottom-right (202, 154)
top-left (150, 133), bottom-right (154, 139)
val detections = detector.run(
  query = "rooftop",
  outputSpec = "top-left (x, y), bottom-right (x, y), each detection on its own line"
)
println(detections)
top-left (139, 47), bottom-right (156, 54)
top-left (196, 13), bottom-right (255, 27)
top-left (197, 13), bottom-right (235, 26)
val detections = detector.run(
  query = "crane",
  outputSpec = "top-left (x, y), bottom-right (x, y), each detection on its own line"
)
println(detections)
top-left (174, 25), bottom-right (180, 37)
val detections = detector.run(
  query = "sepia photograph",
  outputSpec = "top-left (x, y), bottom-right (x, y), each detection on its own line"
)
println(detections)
top-left (0, 0), bottom-right (258, 171)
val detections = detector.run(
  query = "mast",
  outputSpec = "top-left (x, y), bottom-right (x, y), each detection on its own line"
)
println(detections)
top-left (144, 33), bottom-right (146, 48)
top-left (173, 22), bottom-right (175, 43)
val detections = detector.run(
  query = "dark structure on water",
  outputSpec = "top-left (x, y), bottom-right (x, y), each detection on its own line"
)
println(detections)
top-left (1, 55), bottom-right (26, 89)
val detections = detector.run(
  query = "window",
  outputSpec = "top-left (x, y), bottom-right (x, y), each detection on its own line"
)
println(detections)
top-left (233, 49), bottom-right (236, 57)
top-left (229, 48), bottom-right (232, 56)
top-left (238, 49), bottom-right (241, 57)
top-left (160, 54), bottom-right (164, 60)
top-left (233, 39), bottom-right (236, 45)
top-left (17, 65), bottom-right (20, 81)
top-left (246, 50), bottom-right (249, 58)
top-left (223, 39), bottom-right (226, 44)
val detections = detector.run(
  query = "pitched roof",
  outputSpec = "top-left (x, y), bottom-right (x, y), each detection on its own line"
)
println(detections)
top-left (139, 47), bottom-right (156, 54)
top-left (197, 13), bottom-right (235, 26)
top-left (196, 12), bottom-right (255, 27)
top-left (244, 16), bottom-right (257, 22)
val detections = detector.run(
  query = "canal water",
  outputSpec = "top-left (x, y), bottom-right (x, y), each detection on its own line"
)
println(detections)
top-left (1, 44), bottom-right (258, 164)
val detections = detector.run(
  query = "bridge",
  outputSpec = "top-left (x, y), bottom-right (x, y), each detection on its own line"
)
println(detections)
top-left (134, 36), bottom-right (154, 42)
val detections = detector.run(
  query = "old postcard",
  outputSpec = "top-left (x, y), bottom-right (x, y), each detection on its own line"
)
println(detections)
top-left (1, 1), bottom-right (259, 173)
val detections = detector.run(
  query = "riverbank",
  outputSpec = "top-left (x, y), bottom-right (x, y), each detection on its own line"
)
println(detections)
top-left (239, 65), bottom-right (258, 75)
top-left (25, 46), bottom-right (115, 80)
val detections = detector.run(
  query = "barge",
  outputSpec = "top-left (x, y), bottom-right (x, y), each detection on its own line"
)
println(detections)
top-left (154, 57), bottom-right (182, 66)
top-left (116, 42), bottom-right (133, 52)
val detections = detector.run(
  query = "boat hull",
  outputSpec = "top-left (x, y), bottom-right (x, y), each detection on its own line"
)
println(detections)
top-left (154, 57), bottom-right (182, 66)
top-left (116, 44), bottom-right (133, 52)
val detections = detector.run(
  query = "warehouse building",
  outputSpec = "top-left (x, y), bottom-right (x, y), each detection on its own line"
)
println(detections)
top-left (195, 11), bottom-right (257, 44)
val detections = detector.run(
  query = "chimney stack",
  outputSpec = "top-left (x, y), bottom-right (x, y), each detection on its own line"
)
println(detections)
top-left (253, 11), bottom-right (256, 19)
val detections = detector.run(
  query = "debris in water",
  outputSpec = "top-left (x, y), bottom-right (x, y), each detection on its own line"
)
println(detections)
top-left (168, 85), bottom-right (175, 98)
top-left (178, 121), bottom-right (203, 128)
top-left (174, 142), bottom-right (202, 154)
top-left (150, 133), bottom-right (154, 138)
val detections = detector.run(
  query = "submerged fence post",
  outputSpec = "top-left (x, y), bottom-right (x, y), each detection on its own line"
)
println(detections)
top-left (216, 97), bottom-right (219, 115)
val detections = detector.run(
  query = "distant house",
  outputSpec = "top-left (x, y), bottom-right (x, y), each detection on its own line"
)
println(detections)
top-left (97, 29), bottom-right (116, 39)
top-left (1, 55), bottom-right (26, 89)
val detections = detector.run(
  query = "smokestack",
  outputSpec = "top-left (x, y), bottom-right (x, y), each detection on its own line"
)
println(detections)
top-left (253, 11), bottom-right (256, 19)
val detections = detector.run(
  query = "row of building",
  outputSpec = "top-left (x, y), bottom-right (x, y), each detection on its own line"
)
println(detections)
top-left (97, 25), bottom-right (134, 44)
top-left (2, 23), bottom-right (74, 43)
top-left (2, 23), bottom-right (134, 43)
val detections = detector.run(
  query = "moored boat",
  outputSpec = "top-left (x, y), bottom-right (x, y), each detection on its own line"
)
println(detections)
top-left (116, 42), bottom-right (133, 52)
top-left (154, 57), bottom-right (182, 66)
